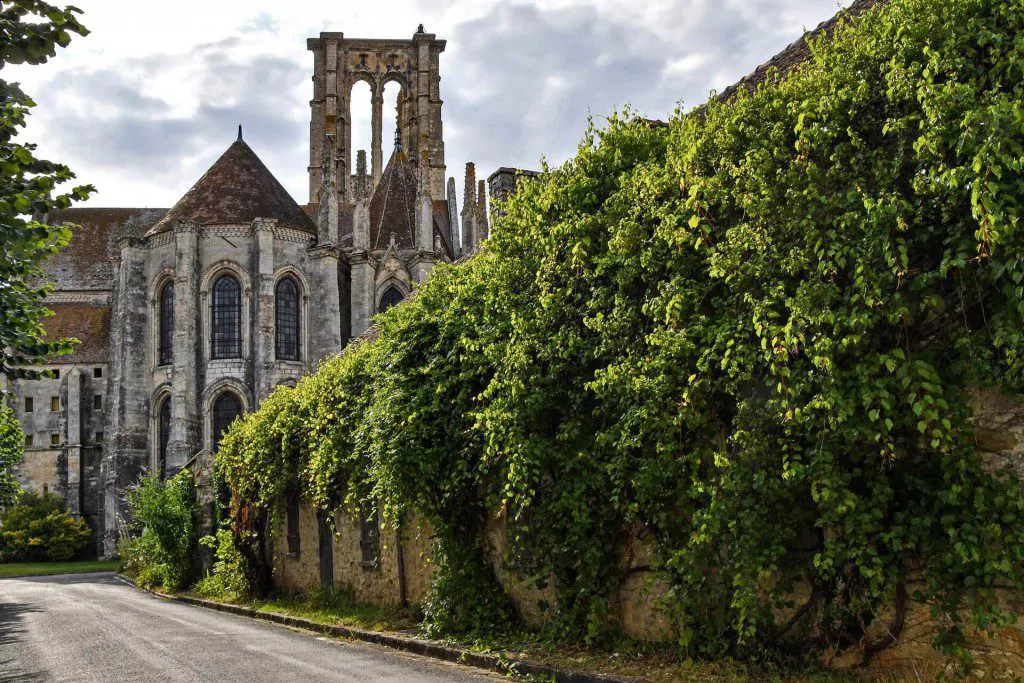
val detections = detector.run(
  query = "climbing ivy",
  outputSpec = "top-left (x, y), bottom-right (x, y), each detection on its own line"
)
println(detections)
top-left (216, 0), bottom-right (1024, 662)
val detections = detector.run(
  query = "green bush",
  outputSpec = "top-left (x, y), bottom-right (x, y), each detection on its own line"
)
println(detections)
top-left (120, 471), bottom-right (199, 591)
top-left (216, 0), bottom-right (1024, 663)
top-left (193, 526), bottom-right (254, 602)
top-left (0, 491), bottom-right (91, 561)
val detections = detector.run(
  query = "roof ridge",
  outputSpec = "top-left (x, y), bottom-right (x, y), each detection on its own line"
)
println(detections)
top-left (716, 0), bottom-right (885, 102)
top-left (146, 138), bottom-right (316, 237)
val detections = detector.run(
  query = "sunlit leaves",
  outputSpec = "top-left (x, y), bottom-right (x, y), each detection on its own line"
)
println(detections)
top-left (216, 0), bottom-right (1024, 661)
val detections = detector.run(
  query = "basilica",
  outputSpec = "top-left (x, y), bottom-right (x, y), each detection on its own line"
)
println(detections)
top-left (3, 26), bottom-right (533, 556)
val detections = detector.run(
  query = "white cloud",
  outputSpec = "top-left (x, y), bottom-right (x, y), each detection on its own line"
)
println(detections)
top-left (6, 0), bottom-right (846, 209)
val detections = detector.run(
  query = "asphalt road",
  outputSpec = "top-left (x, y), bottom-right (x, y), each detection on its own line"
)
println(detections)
top-left (0, 572), bottom-right (499, 682)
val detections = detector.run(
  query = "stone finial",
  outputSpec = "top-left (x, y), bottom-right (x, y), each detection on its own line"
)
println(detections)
top-left (447, 177), bottom-right (460, 256)
top-left (356, 149), bottom-right (368, 197)
top-left (394, 126), bottom-right (403, 153)
top-left (463, 163), bottom-right (476, 210)
top-left (237, 124), bottom-right (243, 141)
top-left (417, 23), bottom-right (425, 33)
top-left (477, 179), bottom-right (488, 230)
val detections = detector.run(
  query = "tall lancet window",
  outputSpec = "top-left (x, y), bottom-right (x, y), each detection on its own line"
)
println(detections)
top-left (212, 392), bottom-right (242, 452)
top-left (211, 274), bottom-right (242, 359)
top-left (158, 397), bottom-right (171, 480)
top-left (159, 281), bottom-right (174, 366)
top-left (378, 286), bottom-right (404, 314)
top-left (275, 276), bottom-right (300, 361)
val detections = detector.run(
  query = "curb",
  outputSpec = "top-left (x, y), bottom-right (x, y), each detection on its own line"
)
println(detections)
top-left (115, 574), bottom-right (643, 683)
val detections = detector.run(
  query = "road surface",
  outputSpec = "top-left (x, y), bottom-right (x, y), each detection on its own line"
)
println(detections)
top-left (0, 572), bottom-right (498, 682)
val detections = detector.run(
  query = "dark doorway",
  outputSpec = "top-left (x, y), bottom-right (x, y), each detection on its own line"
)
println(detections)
top-left (212, 392), bottom-right (242, 452)
top-left (317, 511), bottom-right (334, 589)
top-left (377, 286), bottom-right (404, 314)
top-left (158, 398), bottom-right (171, 479)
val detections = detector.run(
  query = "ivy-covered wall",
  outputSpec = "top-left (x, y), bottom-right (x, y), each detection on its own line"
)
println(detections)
top-left (216, 0), bottom-right (1024, 667)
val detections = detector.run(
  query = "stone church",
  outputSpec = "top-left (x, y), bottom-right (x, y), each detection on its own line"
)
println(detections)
top-left (2, 26), bottom-right (533, 557)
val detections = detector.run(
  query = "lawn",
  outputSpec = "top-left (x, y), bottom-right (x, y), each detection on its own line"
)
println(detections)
top-left (0, 559), bottom-right (119, 578)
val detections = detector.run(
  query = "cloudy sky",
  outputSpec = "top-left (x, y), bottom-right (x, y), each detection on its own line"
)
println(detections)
top-left (9, 0), bottom-right (847, 210)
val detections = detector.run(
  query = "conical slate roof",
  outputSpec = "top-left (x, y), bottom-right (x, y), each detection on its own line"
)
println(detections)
top-left (147, 137), bottom-right (316, 236)
top-left (369, 148), bottom-right (418, 251)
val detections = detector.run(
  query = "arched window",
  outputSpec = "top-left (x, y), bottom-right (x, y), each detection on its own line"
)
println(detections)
top-left (158, 397), bottom-right (171, 480)
top-left (159, 281), bottom-right (174, 366)
top-left (212, 392), bottom-right (242, 452)
top-left (378, 286), bottom-right (404, 314)
top-left (211, 274), bottom-right (242, 359)
top-left (275, 276), bottom-right (301, 361)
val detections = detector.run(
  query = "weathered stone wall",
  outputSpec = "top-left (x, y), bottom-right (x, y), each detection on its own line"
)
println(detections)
top-left (484, 513), bottom-right (673, 641)
top-left (6, 362), bottom-right (107, 544)
top-left (970, 387), bottom-right (1024, 479)
top-left (271, 501), bottom-right (670, 640)
top-left (273, 503), bottom-right (434, 606)
top-left (274, 505), bottom-right (322, 591)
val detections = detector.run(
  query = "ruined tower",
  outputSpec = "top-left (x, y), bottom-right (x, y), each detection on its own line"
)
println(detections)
top-left (307, 26), bottom-right (447, 204)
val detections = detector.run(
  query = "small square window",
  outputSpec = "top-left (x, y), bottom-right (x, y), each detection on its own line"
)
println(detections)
top-left (94, 394), bottom-right (102, 410)
top-left (50, 396), bottom-right (60, 412)
top-left (94, 367), bottom-right (102, 379)
top-left (50, 434), bottom-right (60, 446)
top-left (53, 369), bottom-right (60, 379)
top-left (25, 435), bottom-right (33, 447)
top-left (25, 397), bottom-right (33, 413)
top-left (95, 432), bottom-right (104, 443)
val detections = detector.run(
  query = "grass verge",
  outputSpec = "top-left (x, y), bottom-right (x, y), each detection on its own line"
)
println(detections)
top-left (180, 586), bottom-right (856, 682)
top-left (0, 559), bottom-right (120, 578)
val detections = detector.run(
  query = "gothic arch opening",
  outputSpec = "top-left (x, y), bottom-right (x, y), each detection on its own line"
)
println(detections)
top-left (350, 80), bottom-right (372, 177)
top-left (158, 280), bottom-right (174, 366)
top-left (275, 275), bottom-right (301, 361)
top-left (211, 391), bottom-right (243, 452)
top-left (349, 79), bottom-right (406, 180)
top-left (378, 285), bottom-right (404, 314)
top-left (157, 395), bottom-right (171, 480)
top-left (381, 80), bottom-right (403, 151)
top-left (211, 273), bottom-right (242, 359)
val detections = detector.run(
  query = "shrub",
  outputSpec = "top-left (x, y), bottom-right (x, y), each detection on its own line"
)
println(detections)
top-left (120, 471), bottom-right (199, 591)
top-left (193, 526), bottom-right (254, 602)
top-left (0, 491), bottom-right (91, 561)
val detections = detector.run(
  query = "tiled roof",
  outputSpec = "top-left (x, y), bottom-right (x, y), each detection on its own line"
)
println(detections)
top-left (45, 208), bottom-right (167, 291)
top-left (717, 0), bottom-right (884, 101)
top-left (148, 139), bottom-right (317, 236)
top-left (369, 149), bottom-right (418, 251)
top-left (42, 303), bottom-right (111, 364)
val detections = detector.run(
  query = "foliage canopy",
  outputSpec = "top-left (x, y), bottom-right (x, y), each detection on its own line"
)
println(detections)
top-left (0, 1), bottom-right (93, 379)
top-left (216, 0), bottom-right (1024, 661)
top-left (0, 402), bottom-right (24, 509)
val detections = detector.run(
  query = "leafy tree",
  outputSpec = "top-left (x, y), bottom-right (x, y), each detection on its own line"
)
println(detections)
top-left (0, 1), bottom-right (93, 380)
top-left (0, 402), bottom-right (24, 509)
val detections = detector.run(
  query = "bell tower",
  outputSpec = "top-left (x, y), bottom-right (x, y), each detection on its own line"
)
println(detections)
top-left (307, 26), bottom-right (447, 204)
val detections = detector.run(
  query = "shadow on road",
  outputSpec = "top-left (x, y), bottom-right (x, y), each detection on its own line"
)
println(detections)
top-left (2, 571), bottom-right (117, 585)
top-left (0, 601), bottom-right (46, 682)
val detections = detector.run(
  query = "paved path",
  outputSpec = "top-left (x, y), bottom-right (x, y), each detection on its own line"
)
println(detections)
top-left (0, 572), bottom-right (498, 682)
